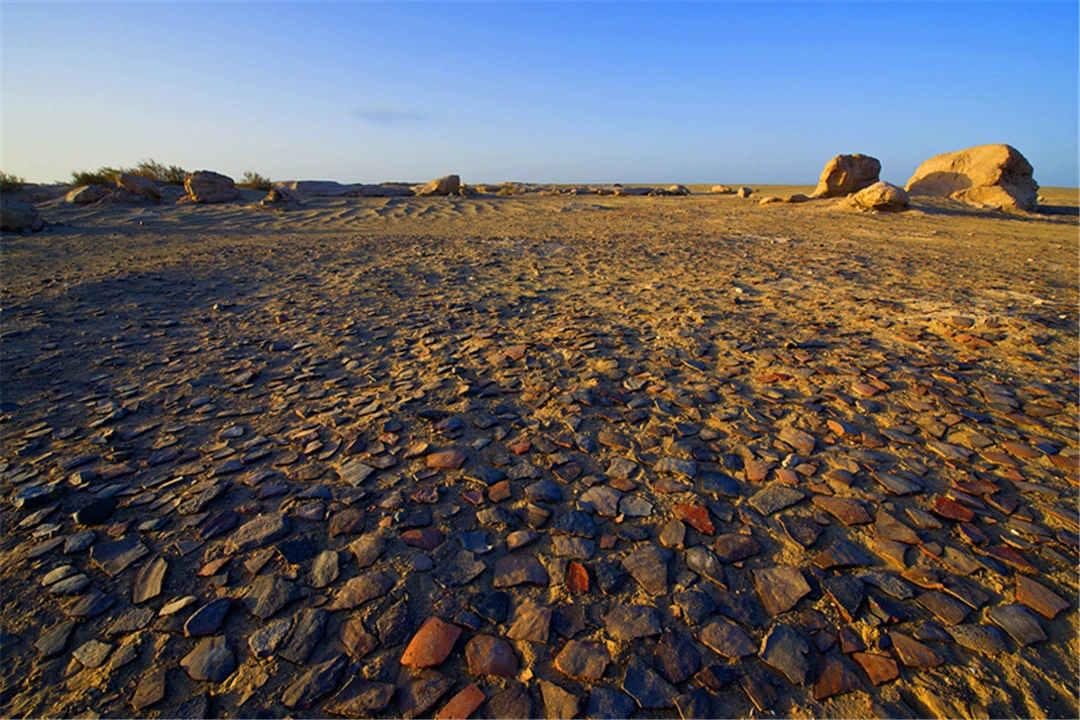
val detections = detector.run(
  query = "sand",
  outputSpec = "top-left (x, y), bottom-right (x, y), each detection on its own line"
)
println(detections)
top-left (0, 186), bottom-right (1077, 719)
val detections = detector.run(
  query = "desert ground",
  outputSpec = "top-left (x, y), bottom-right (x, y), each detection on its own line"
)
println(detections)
top-left (0, 186), bottom-right (1077, 719)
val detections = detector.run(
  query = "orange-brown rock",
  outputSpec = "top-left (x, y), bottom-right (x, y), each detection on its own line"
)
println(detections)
top-left (905, 143), bottom-right (1038, 212)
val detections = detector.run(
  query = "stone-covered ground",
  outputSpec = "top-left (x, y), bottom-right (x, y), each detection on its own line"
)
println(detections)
top-left (1, 190), bottom-right (1077, 718)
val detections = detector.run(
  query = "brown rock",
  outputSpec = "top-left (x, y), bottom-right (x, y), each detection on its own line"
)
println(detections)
top-left (493, 554), bottom-right (548, 588)
top-left (566, 561), bottom-right (589, 593)
top-left (506, 600), bottom-right (552, 643)
top-left (434, 684), bottom-right (485, 720)
top-left (673, 504), bottom-right (715, 535)
top-left (554, 639), bottom-right (610, 680)
top-left (889, 632), bottom-right (944, 668)
top-left (413, 175), bottom-right (461, 197)
top-left (65, 185), bottom-right (110, 204)
top-left (875, 511), bottom-right (920, 544)
top-left (812, 655), bottom-right (863, 700)
top-left (712, 533), bottom-right (762, 563)
top-left (184, 171), bottom-right (240, 203)
top-left (811, 496), bottom-right (872, 525)
top-left (1016, 576), bottom-right (1070, 620)
top-left (116, 173), bottom-right (161, 202)
top-left (852, 652), bottom-right (899, 685)
top-left (465, 634), bottom-right (518, 677)
top-left (329, 571), bottom-right (394, 610)
top-left (905, 143), bottom-right (1039, 212)
top-left (427, 450), bottom-right (467, 469)
top-left (699, 619), bottom-right (756, 658)
top-left (851, 181), bottom-right (909, 211)
top-left (812, 154), bottom-right (881, 198)
top-left (753, 565), bottom-right (811, 615)
top-left (400, 617), bottom-right (461, 668)
top-left (539, 680), bottom-right (579, 720)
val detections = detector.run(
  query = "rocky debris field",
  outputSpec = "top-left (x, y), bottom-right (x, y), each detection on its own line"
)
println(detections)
top-left (0, 190), bottom-right (1077, 719)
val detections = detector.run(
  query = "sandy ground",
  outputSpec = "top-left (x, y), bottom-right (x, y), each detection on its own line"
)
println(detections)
top-left (1, 187), bottom-right (1077, 719)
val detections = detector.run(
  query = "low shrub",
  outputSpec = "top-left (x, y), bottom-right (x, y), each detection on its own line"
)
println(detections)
top-left (0, 171), bottom-right (26, 192)
top-left (237, 171), bottom-right (272, 190)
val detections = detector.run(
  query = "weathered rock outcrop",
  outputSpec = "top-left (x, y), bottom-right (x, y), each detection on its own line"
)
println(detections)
top-left (905, 144), bottom-right (1038, 212)
top-left (812, 154), bottom-right (881, 198)
top-left (116, 173), bottom-right (162, 202)
top-left (710, 185), bottom-right (737, 194)
top-left (252, 188), bottom-right (301, 211)
top-left (65, 185), bottom-right (110, 205)
top-left (185, 171), bottom-right (241, 204)
top-left (412, 175), bottom-right (461, 196)
top-left (0, 199), bottom-right (45, 232)
top-left (852, 181), bottom-right (909, 211)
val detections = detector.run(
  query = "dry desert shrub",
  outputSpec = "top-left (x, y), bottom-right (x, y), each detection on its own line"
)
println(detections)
top-left (237, 171), bottom-right (273, 190)
top-left (0, 171), bottom-right (26, 191)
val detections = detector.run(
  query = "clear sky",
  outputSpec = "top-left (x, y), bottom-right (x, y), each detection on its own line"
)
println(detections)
top-left (2, 1), bottom-right (1077, 186)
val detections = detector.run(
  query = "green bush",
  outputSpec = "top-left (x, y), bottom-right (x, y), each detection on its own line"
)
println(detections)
top-left (71, 167), bottom-right (120, 186)
top-left (237, 171), bottom-right (272, 190)
top-left (0, 171), bottom-right (26, 192)
top-left (129, 159), bottom-right (188, 185)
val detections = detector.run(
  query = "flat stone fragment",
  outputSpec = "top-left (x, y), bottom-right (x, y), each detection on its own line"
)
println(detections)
top-left (507, 600), bottom-right (552, 644)
top-left (249, 616), bottom-right (293, 658)
top-left (621, 545), bottom-right (672, 595)
top-left (324, 677), bottom-right (395, 717)
top-left (946, 624), bottom-right (1008, 656)
top-left (132, 668), bottom-right (166, 711)
top-left (281, 654), bottom-right (347, 710)
top-left (540, 680), bottom-right (579, 720)
top-left (673, 504), bottom-right (714, 534)
top-left (699, 618), bottom-right (757, 658)
top-left (813, 540), bottom-right (874, 569)
top-left (604, 605), bottom-right (662, 641)
top-left (622, 656), bottom-right (678, 709)
top-left (493, 554), bottom-right (548, 588)
top-left (652, 631), bottom-right (701, 684)
top-left (753, 565), bottom-right (811, 615)
top-left (713, 533), bottom-right (762, 563)
top-left (822, 575), bottom-right (865, 622)
top-left (338, 460), bottom-right (376, 486)
top-left (329, 571), bottom-right (394, 610)
top-left (401, 616), bottom-right (462, 667)
top-left (759, 624), bottom-right (810, 685)
top-left (91, 537), bottom-right (150, 576)
top-left (397, 670), bottom-right (454, 720)
top-left (72, 639), bottom-right (113, 668)
top-left (740, 671), bottom-right (777, 712)
top-left (554, 639), bottom-right (610, 679)
top-left (243, 574), bottom-right (304, 620)
top-left (1016, 576), bottom-right (1070, 619)
top-left (427, 450), bottom-right (467, 469)
top-left (779, 513), bottom-right (822, 548)
top-left (813, 654), bottom-right (863, 700)
top-left (578, 486), bottom-right (622, 517)
top-left (552, 535), bottom-right (595, 559)
top-left (340, 617), bottom-right (378, 659)
top-left (489, 681), bottom-right (531, 720)
top-left (465, 634), bottom-right (518, 676)
top-left (749, 483), bottom-right (808, 516)
top-left (916, 591), bottom-right (970, 626)
top-left (988, 604), bottom-right (1047, 646)
top-left (375, 598), bottom-right (412, 647)
top-left (586, 687), bottom-right (637, 720)
top-left (685, 546), bottom-right (727, 587)
top-left (890, 632), bottom-right (944, 668)
top-left (875, 510), bottom-right (920, 544)
top-left (779, 426), bottom-right (816, 455)
top-left (65, 591), bottom-right (115, 618)
top-left (674, 688), bottom-right (711, 720)
top-left (328, 508), bottom-right (365, 537)
top-left (105, 607), bottom-right (155, 636)
top-left (853, 651), bottom-right (899, 685)
top-left (812, 496), bottom-right (872, 525)
top-left (655, 456), bottom-right (698, 478)
top-left (434, 683), bottom-right (485, 720)
top-left (184, 598), bottom-right (231, 636)
top-left (181, 636), bottom-right (236, 682)
top-left (278, 608), bottom-right (329, 665)
top-left (132, 556), bottom-right (168, 604)
top-left (225, 513), bottom-right (289, 553)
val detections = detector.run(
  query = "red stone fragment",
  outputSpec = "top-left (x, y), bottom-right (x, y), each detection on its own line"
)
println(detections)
top-left (566, 562), bottom-right (589, 593)
top-left (853, 652), bottom-right (899, 685)
top-left (401, 529), bottom-right (445, 551)
top-left (488, 481), bottom-right (511, 502)
top-left (673, 504), bottom-right (715, 535)
top-left (509, 441), bottom-right (531, 455)
top-left (401, 617), bottom-right (461, 668)
top-left (932, 497), bottom-right (975, 522)
top-left (434, 684), bottom-right (485, 720)
top-left (427, 450), bottom-right (466, 470)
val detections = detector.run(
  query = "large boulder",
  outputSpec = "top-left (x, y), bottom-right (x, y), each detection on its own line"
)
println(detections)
top-left (185, 171), bottom-right (241, 204)
top-left (812, 154), bottom-right (881, 198)
top-left (852, 181), bottom-right (909, 212)
top-left (116, 173), bottom-right (162, 202)
top-left (65, 185), bottom-right (110, 204)
top-left (1, 199), bottom-right (45, 233)
top-left (905, 144), bottom-right (1038, 212)
top-left (412, 174), bottom-right (461, 196)
top-left (710, 185), bottom-right (737, 194)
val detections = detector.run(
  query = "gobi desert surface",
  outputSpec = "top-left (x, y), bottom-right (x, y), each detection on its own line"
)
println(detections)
top-left (1, 187), bottom-right (1077, 719)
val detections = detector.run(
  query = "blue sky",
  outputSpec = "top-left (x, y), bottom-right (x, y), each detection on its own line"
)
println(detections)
top-left (2, 2), bottom-right (1077, 186)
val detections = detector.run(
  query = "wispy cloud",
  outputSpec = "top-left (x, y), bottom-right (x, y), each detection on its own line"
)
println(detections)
top-left (352, 108), bottom-right (428, 126)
